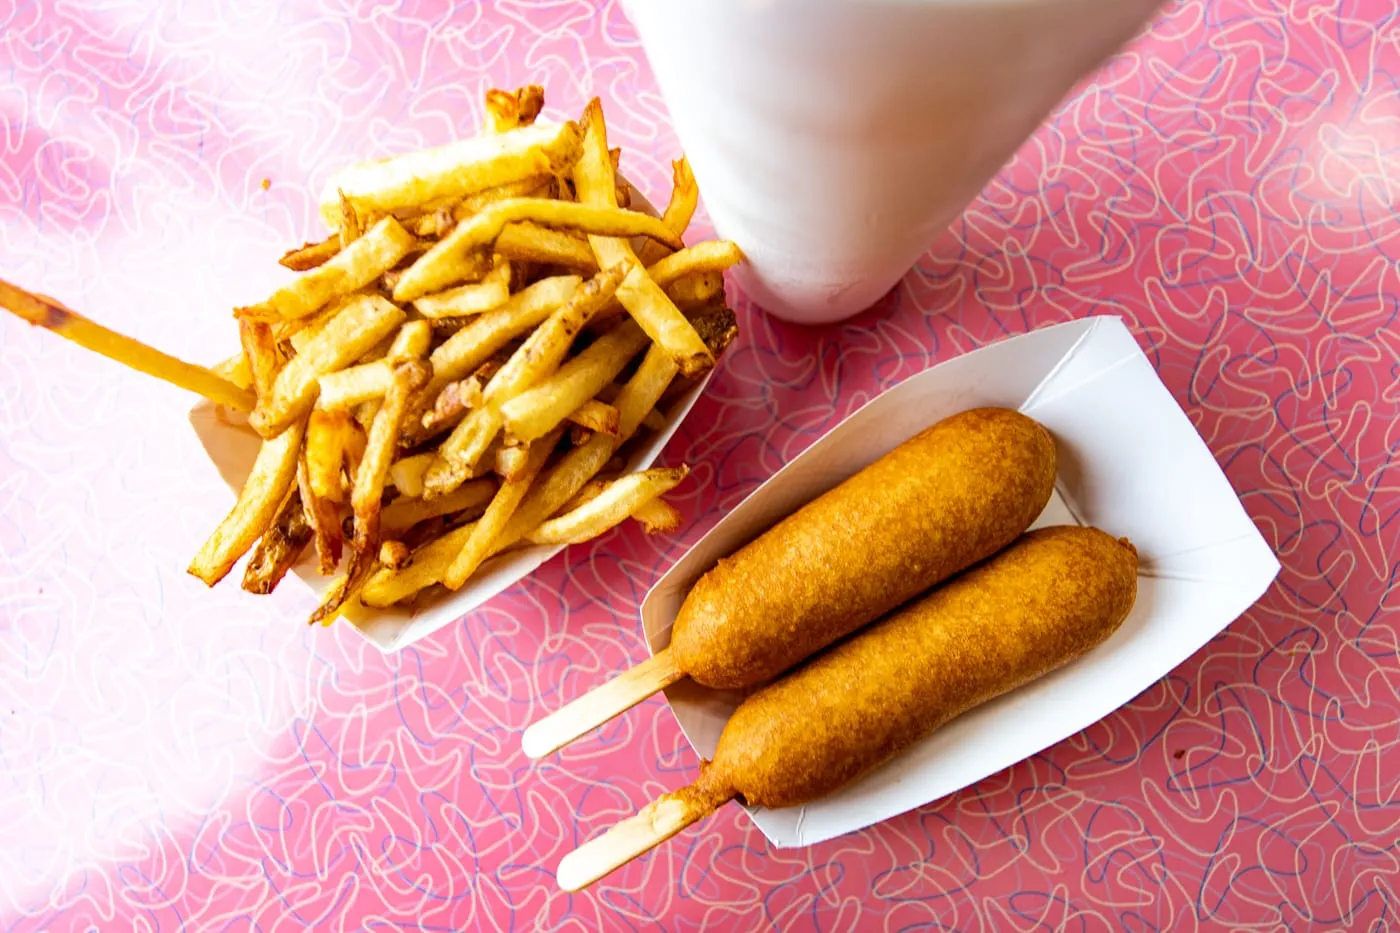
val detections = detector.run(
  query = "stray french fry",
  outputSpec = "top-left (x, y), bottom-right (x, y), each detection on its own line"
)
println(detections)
top-left (442, 428), bottom-right (562, 590)
top-left (189, 418), bottom-right (306, 585)
top-left (389, 451), bottom-right (436, 498)
top-left (250, 294), bottom-right (405, 437)
top-left (526, 466), bottom-right (688, 545)
top-left (500, 319), bottom-right (649, 444)
top-left (424, 266), bottom-right (626, 495)
top-left (279, 236), bottom-right (342, 271)
top-left (241, 490), bottom-right (313, 594)
top-left (0, 279), bottom-right (257, 412)
top-left (567, 399), bottom-right (620, 436)
top-left (637, 157), bottom-right (699, 266)
top-left (395, 199), bottom-right (682, 301)
top-left (573, 100), bottom-right (713, 377)
top-left (239, 216), bottom-right (416, 322)
top-left (381, 478), bottom-right (497, 536)
top-left (413, 259), bottom-right (512, 319)
top-left (320, 121), bottom-right (581, 225)
top-left (495, 222), bottom-right (600, 273)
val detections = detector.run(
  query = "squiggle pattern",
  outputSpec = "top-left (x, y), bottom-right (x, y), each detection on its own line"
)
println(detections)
top-left (1, 0), bottom-right (1398, 929)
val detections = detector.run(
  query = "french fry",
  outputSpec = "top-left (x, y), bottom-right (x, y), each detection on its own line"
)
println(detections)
top-left (500, 319), bottom-right (649, 444)
top-left (493, 341), bottom-right (678, 554)
top-left (338, 190), bottom-right (363, 246)
top-left (573, 100), bottom-right (713, 377)
top-left (279, 236), bottom-right (342, 272)
top-left (394, 199), bottom-right (682, 301)
top-left (495, 222), bottom-right (600, 273)
top-left (355, 360), bottom-right (432, 533)
top-left (316, 321), bottom-right (428, 412)
top-left (668, 270), bottom-right (725, 309)
top-left (305, 409), bottom-right (362, 502)
top-left (442, 428), bottom-right (562, 590)
top-left (389, 451), bottom-right (437, 498)
top-left (567, 399), bottom-right (620, 436)
top-left (241, 490), bottom-right (313, 594)
top-left (310, 358), bottom-right (432, 624)
top-left (525, 466), bottom-right (689, 545)
top-left (418, 375), bottom-right (485, 436)
top-left (413, 259), bottom-right (512, 319)
top-left (189, 418), bottom-right (306, 585)
top-left (389, 320), bottom-right (432, 359)
top-left (0, 279), bottom-right (257, 412)
top-left (569, 425), bottom-right (594, 446)
top-left (211, 353), bottom-right (254, 391)
top-left (381, 478), bottom-right (497, 536)
top-left (360, 520), bottom-right (478, 608)
top-left (298, 455), bottom-right (344, 575)
top-left (640, 408), bottom-right (667, 433)
top-left (645, 241), bottom-right (743, 289)
top-left (320, 121), bottom-right (581, 225)
top-left (239, 216), bottom-right (416, 322)
top-left (421, 275), bottom-right (581, 406)
top-left (239, 319), bottom-right (280, 399)
top-left (485, 85), bottom-right (545, 133)
top-left (424, 266), bottom-right (626, 495)
top-left (287, 305), bottom-right (339, 355)
top-left (637, 157), bottom-right (699, 266)
top-left (630, 496), bottom-right (682, 534)
top-left (379, 540), bottom-right (412, 570)
top-left (250, 294), bottom-right (405, 437)
top-left (495, 444), bottom-right (529, 482)
top-left (408, 178), bottom-right (553, 237)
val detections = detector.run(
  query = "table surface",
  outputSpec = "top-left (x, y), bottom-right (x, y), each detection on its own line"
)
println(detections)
top-left (2, 1), bottom-right (1396, 930)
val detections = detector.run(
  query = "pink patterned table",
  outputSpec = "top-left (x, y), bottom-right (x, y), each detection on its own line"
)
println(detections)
top-left (1, 1), bottom-right (1396, 929)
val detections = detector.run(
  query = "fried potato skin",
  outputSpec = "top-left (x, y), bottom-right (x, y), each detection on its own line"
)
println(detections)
top-left (711, 526), bottom-right (1139, 809)
top-left (669, 408), bottom-right (1057, 689)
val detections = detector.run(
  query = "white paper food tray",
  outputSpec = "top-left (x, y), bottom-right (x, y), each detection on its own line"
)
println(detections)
top-left (189, 186), bottom-right (715, 653)
top-left (641, 315), bottom-right (1280, 848)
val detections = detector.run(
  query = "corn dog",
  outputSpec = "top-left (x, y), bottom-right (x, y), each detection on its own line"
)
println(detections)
top-left (556, 525), bottom-right (1139, 891)
top-left (523, 407), bottom-right (1056, 758)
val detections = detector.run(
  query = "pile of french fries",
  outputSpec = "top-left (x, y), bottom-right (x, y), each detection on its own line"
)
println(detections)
top-left (0, 87), bottom-right (742, 625)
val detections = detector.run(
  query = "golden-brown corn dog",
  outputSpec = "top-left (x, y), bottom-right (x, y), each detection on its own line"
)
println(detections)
top-left (523, 407), bottom-right (1056, 759)
top-left (556, 525), bottom-right (1139, 891)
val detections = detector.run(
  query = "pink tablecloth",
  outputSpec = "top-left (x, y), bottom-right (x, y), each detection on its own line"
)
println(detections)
top-left (1, 1), bottom-right (1395, 929)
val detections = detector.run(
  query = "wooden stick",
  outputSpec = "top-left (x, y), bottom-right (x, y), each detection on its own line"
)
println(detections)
top-left (556, 779), bottom-right (733, 892)
top-left (522, 648), bottom-right (684, 759)
top-left (0, 278), bottom-right (256, 412)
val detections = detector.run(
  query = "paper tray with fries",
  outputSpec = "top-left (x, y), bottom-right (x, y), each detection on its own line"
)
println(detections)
top-left (640, 315), bottom-right (1280, 847)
